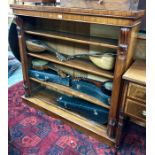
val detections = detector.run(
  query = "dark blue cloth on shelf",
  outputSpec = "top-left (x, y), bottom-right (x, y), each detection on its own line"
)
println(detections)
top-left (57, 95), bottom-right (109, 125)
top-left (71, 80), bottom-right (110, 105)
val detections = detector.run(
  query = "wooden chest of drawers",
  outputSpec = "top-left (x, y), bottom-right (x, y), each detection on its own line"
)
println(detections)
top-left (116, 59), bottom-right (146, 148)
top-left (123, 60), bottom-right (146, 124)
top-left (125, 82), bottom-right (146, 122)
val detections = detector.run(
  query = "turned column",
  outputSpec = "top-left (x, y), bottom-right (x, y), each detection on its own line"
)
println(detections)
top-left (16, 16), bottom-right (31, 97)
top-left (107, 27), bottom-right (131, 138)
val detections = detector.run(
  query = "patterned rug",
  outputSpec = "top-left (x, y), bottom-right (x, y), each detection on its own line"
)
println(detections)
top-left (8, 82), bottom-right (146, 155)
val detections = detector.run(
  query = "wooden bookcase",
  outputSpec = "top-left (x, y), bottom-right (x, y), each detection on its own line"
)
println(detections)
top-left (11, 4), bottom-right (144, 147)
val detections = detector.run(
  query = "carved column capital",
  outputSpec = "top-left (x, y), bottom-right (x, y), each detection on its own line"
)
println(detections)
top-left (15, 16), bottom-right (23, 36)
top-left (118, 27), bottom-right (131, 56)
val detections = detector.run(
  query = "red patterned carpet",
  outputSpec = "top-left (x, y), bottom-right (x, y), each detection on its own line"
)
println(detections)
top-left (8, 82), bottom-right (146, 155)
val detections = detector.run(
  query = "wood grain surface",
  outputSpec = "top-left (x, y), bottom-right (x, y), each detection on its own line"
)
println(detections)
top-left (123, 60), bottom-right (146, 85)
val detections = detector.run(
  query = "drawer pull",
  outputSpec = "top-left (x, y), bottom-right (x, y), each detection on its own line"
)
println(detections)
top-left (142, 110), bottom-right (146, 117)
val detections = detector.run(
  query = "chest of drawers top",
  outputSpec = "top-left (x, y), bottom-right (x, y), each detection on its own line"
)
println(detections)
top-left (123, 59), bottom-right (146, 86)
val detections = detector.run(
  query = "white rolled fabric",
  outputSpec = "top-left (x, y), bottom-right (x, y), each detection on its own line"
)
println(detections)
top-left (89, 55), bottom-right (115, 70)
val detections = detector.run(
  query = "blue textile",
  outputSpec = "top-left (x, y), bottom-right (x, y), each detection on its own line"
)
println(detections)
top-left (8, 51), bottom-right (23, 87)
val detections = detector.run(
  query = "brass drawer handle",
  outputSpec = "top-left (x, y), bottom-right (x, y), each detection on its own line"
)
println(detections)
top-left (142, 110), bottom-right (146, 117)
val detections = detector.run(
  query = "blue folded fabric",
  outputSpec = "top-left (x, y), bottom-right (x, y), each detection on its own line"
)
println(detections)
top-left (8, 54), bottom-right (20, 78)
top-left (28, 69), bottom-right (70, 86)
top-left (71, 80), bottom-right (111, 105)
top-left (57, 95), bottom-right (109, 124)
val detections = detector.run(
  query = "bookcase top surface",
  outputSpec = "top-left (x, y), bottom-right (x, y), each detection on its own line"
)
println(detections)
top-left (10, 4), bottom-right (145, 20)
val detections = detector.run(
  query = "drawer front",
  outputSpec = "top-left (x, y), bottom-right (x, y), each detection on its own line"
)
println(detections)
top-left (128, 83), bottom-right (146, 103)
top-left (125, 99), bottom-right (146, 122)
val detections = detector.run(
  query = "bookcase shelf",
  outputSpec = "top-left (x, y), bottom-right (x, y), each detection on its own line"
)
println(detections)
top-left (28, 52), bottom-right (114, 79)
top-left (25, 29), bottom-right (118, 49)
top-left (22, 87), bottom-right (115, 146)
top-left (30, 77), bottom-right (110, 109)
